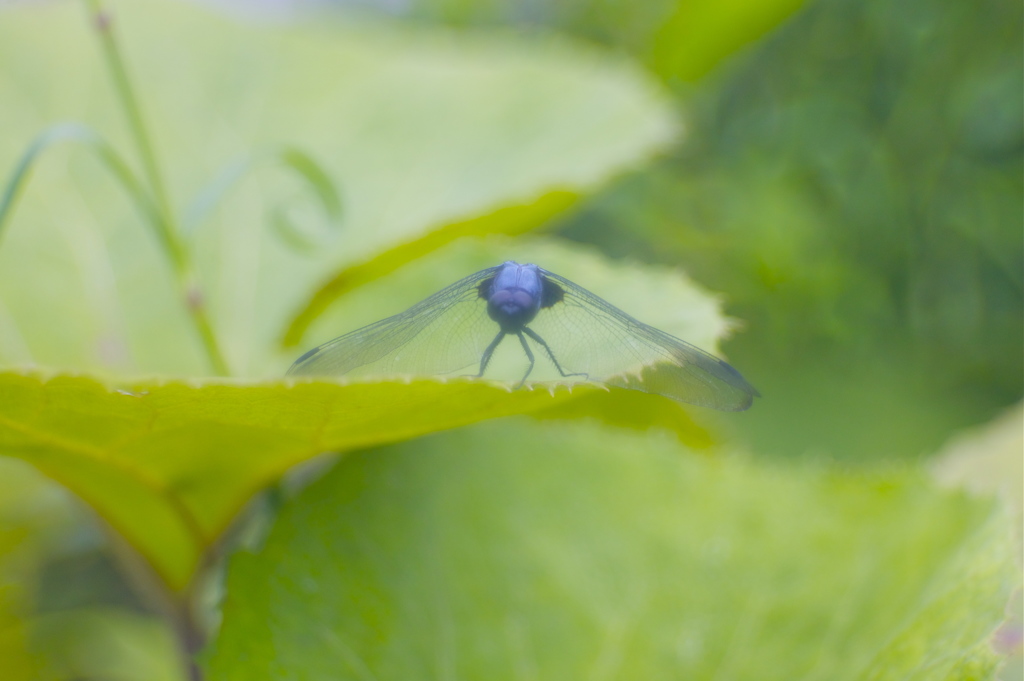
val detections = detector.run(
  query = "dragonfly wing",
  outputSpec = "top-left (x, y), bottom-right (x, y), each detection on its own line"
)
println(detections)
top-left (532, 269), bottom-right (759, 411)
top-left (289, 267), bottom-right (500, 378)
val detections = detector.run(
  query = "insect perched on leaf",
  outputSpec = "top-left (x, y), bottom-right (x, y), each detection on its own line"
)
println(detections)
top-left (288, 261), bottom-right (760, 411)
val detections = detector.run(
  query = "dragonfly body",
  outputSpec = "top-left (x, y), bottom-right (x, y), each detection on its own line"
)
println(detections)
top-left (289, 261), bottom-right (760, 411)
top-left (476, 262), bottom-right (581, 385)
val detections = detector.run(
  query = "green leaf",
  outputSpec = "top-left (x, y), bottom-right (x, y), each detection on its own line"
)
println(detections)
top-left (648, 0), bottom-right (809, 81)
top-left (208, 420), bottom-right (1018, 680)
top-left (0, 372), bottom-right (677, 591)
top-left (31, 609), bottom-right (184, 681)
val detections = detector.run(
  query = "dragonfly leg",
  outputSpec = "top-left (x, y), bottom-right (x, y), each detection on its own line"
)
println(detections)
top-left (523, 327), bottom-right (588, 379)
top-left (514, 331), bottom-right (536, 388)
top-left (477, 331), bottom-right (505, 377)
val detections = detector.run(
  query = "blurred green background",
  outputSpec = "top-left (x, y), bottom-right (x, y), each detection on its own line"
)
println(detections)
top-left (551, 0), bottom-right (1024, 462)
top-left (0, 0), bottom-right (1020, 678)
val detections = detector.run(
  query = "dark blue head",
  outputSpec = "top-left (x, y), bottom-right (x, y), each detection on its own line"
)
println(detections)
top-left (478, 261), bottom-right (564, 333)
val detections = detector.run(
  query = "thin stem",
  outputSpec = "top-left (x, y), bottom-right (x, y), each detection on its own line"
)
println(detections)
top-left (82, 0), bottom-right (230, 376)
top-left (109, 531), bottom-right (208, 681)
top-left (84, 0), bottom-right (177, 256)
top-left (173, 598), bottom-right (206, 681)
top-left (188, 291), bottom-right (230, 377)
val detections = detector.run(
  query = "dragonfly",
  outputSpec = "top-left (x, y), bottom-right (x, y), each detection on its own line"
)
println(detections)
top-left (288, 261), bottom-right (760, 411)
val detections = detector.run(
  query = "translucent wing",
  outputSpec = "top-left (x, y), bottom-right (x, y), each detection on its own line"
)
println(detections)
top-left (288, 267), bottom-right (501, 378)
top-left (529, 269), bottom-right (760, 411)
top-left (289, 262), bottom-right (759, 412)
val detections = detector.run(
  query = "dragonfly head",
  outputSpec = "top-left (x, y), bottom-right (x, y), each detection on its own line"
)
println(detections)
top-left (481, 261), bottom-right (544, 332)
